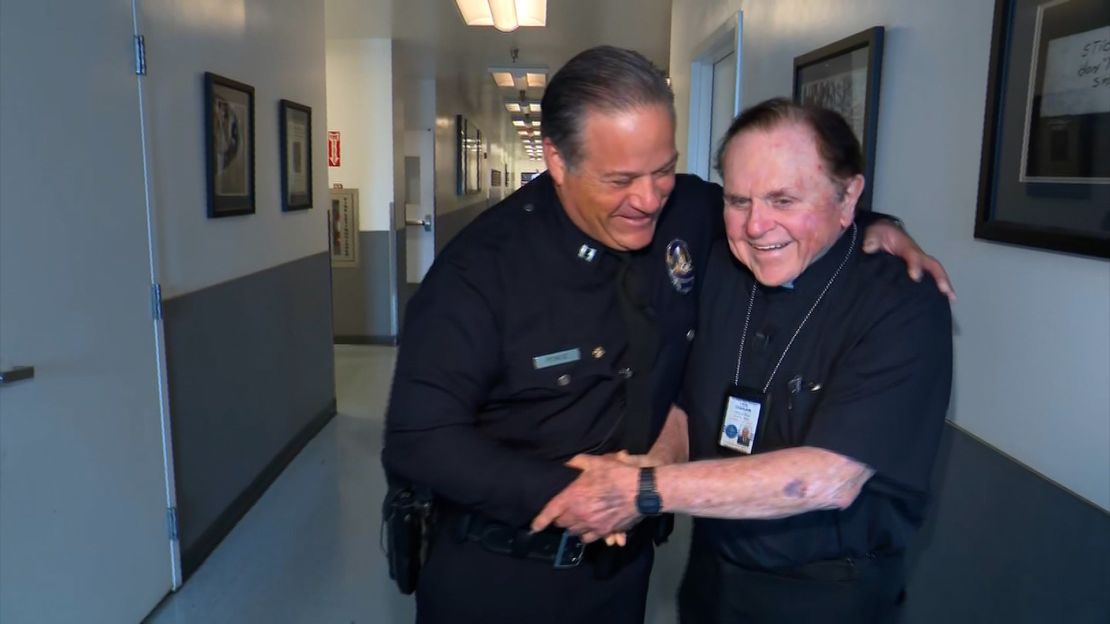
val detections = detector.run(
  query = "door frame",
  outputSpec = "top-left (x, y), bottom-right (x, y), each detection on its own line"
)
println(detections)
top-left (131, 0), bottom-right (182, 589)
top-left (687, 11), bottom-right (743, 181)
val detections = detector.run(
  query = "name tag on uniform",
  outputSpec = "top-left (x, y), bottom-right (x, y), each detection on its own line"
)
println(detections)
top-left (719, 385), bottom-right (769, 454)
top-left (532, 348), bottom-right (581, 370)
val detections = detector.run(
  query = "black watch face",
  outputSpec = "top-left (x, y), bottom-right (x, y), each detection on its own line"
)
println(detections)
top-left (637, 493), bottom-right (662, 516)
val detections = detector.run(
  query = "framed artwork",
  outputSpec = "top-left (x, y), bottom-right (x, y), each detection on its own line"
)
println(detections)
top-left (491, 168), bottom-right (502, 187)
top-left (204, 72), bottom-right (255, 218)
top-left (329, 188), bottom-right (359, 268)
top-left (975, 0), bottom-right (1109, 258)
top-left (456, 115), bottom-right (483, 195)
top-left (279, 99), bottom-right (313, 211)
top-left (793, 27), bottom-right (885, 211)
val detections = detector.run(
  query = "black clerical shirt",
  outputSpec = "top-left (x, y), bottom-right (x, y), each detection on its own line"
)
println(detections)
top-left (681, 226), bottom-right (953, 570)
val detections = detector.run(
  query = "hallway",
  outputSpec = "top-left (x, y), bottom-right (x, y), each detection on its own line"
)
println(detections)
top-left (145, 345), bottom-right (689, 623)
top-left (146, 346), bottom-right (414, 623)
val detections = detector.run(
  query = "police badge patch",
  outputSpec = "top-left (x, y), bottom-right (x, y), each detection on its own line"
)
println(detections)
top-left (665, 239), bottom-right (694, 294)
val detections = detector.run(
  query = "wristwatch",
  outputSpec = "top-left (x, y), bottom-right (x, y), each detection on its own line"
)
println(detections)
top-left (635, 467), bottom-right (662, 516)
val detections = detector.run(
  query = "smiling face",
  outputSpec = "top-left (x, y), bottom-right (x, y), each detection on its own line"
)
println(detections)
top-left (545, 104), bottom-right (678, 251)
top-left (720, 121), bottom-right (864, 287)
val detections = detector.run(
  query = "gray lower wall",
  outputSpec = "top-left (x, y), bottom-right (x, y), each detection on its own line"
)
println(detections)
top-left (163, 251), bottom-right (337, 574)
top-left (901, 424), bottom-right (1110, 623)
top-left (332, 230), bottom-right (396, 342)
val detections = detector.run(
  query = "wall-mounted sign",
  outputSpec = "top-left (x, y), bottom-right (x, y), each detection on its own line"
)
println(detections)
top-left (327, 131), bottom-right (341, 167)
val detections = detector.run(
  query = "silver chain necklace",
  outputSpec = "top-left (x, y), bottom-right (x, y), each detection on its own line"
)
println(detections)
top-left (732, 223), bottom-right (857, 393)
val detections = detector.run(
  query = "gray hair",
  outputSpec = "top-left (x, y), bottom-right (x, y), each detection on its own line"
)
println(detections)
top-left (541, 46), bottom-right (674, 169)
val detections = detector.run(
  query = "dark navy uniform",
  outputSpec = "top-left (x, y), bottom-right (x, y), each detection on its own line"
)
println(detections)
top-left (677, 228), bottom-right (953, 624)
top-left (383, 172), bottom-right (719, 624)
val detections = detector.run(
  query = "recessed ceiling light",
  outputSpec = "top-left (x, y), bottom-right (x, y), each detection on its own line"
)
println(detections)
top-left (492, 72), bottom-right (516, 88)
top-left (525, 73), bottom-right (546, 88)
top-left (505, 103), bottom-right (521, 113)
top-left (456, 0), bottom-right (547, 32)
top-left (512, 120), bottom-right (526, 127)
top-left (530, 103), bottom-right (542, 113)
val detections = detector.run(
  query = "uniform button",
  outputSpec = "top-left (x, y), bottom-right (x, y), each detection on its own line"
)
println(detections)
top-left (523, 203), bottom-right (535, 213)
top-left (618, 368), bottom-right (633, 379)
top-left (592, 347), bottom-right (605, 359)
top-left (686, 329), bottom-right (695, 341)
top-left (556, 374), bottom-right (571, 386)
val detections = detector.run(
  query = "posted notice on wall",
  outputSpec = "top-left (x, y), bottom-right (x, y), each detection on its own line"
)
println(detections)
top-left (1039, 25), bottom-right (1110, 118)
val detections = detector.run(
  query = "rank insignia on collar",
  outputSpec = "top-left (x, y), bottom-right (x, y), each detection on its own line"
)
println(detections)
top-left (577, 244), bottom-right (598, 263)
top-left (665, 239), bottom-right (694, 294)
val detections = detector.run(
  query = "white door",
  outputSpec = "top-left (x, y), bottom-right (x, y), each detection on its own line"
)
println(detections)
top-left (404, 129), bottom-right (436, 283)
top-left (0, 1), bottom-right (175, 622)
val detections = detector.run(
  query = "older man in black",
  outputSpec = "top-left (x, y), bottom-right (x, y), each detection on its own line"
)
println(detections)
top-left (385, 47), bottom-right (950, 624)
top-left (532, 99), bottom-right (953, 623)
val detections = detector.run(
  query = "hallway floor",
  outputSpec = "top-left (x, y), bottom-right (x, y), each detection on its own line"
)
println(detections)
top-left (145, 345), bottom-right (688, 623)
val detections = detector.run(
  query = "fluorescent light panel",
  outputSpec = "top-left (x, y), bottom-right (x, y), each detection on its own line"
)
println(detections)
top-left (456, 0), bottom-right (546, 31)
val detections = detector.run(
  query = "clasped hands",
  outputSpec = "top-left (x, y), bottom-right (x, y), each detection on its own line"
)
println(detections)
top-left (530, 451), bottom-right (658, 546)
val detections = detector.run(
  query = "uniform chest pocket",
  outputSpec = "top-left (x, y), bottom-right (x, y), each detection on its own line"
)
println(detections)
top-left (504, 351), bottom-right (616, 399)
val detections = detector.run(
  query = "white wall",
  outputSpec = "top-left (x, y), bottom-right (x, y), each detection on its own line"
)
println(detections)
top-left (671, 0), bottom-right (1110, 510)
top-left (140, 0), bottom-right (331, 298)
top-left (326, 38), bottom-right (396, 231)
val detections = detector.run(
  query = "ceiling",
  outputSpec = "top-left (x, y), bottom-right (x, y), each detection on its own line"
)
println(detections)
top-left (325, 0), bottom-right (674, 163)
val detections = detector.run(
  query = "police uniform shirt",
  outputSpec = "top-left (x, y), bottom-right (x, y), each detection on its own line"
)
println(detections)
top-left (680, 227), bottom-right (953, 570)
top-left (383, 172), bottom-right (718, 528)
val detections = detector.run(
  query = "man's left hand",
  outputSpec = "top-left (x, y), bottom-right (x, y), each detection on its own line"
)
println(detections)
top-left (530, 454), bottom-right (640, 543)
top-left (862, 220), bottom-right (956, 301)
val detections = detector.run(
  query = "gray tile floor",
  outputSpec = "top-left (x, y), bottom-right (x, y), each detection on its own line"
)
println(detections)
top-left (147, 345), bottom-right (689, 623)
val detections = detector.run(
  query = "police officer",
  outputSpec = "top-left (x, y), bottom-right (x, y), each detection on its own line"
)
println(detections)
top-left (531, 99), bottom-right (954, 623)
top-left (383, 47), bottom-right (948, 624)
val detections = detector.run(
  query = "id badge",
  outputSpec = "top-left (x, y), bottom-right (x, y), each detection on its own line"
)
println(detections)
top-left (719, 385), bottom-right (769, 454)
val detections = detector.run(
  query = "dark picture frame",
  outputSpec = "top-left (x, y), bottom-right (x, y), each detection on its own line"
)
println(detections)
top-left (204, 72), bottom-right (255, 218)
top-left (975, 0), bottom-right (1109, 258)
top-left (793, 27), bottom-right (885, 212)
top-left (456, 115), bottom-right (483, 195)
top-left (279, 99), bottom-right (313, 211)
top-left (455, 115), bottom-right (466, 195)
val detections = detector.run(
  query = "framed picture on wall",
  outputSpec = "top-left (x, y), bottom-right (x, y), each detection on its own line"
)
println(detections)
top-left (204, 72), bottom-right (255, 218)
top-left (279, 99), bottom-right (313, 211)
top-left (329, 188), bottom-right (359, 268)
top-left (975, 0), bottom-right (1109, 258)
top-left (456, 115), bottom-right (484, 195)
top-left (793, 27), bottom-right (885, 212)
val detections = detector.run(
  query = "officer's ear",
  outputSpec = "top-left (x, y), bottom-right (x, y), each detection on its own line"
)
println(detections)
top-left (544, 138), bottom-right (568, 187)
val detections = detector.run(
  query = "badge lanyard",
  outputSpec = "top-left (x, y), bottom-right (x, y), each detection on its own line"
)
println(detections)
top-left (718, 224), bottom-right (857, 454)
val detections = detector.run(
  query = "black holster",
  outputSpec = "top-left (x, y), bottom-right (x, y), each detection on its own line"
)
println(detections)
top-left (382, 485), bottom-right (435, 594)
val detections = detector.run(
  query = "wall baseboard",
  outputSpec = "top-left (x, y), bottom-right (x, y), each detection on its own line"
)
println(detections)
top-left (334, 335), bottom-right (398, 346)
top-left (180, 399), bottom-right (338, 578)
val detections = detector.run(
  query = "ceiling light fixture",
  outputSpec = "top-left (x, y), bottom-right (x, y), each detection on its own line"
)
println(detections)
top-left (488, 65), bottom-right (548, 90)
top-left (455, 0), bottom-right (547, 32)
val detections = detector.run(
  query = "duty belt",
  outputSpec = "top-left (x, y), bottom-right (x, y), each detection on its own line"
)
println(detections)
top-left (449, 511), bottom-right (671, 571)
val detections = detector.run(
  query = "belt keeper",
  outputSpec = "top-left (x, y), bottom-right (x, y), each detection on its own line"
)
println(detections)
top-left (509, 529), bottom-right (532, 558)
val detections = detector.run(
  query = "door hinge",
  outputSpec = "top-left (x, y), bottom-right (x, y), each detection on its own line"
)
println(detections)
top-left (134, 35), bottom-right (147, 76)
top-left (151, 283), bottom-right (163, 320)
top-left (166, 506), bottom-right (179, 541)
